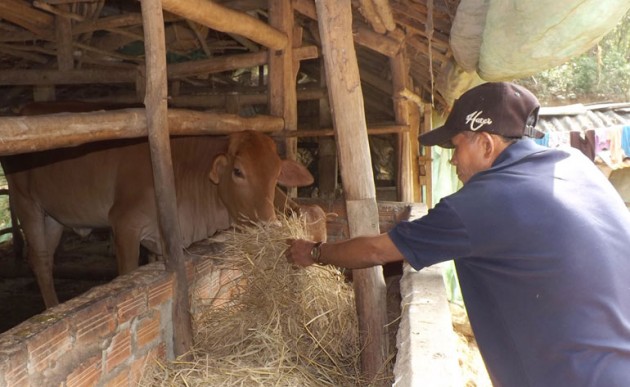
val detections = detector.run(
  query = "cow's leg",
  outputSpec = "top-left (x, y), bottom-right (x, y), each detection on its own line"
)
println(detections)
top-left (15, 205), bottom-right (64, 308)
top-left (108, 211), bottom-right (146, 275)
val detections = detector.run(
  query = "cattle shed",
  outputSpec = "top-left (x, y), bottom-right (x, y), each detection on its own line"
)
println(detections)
top-left (0, 0), bottom-right (627, 386)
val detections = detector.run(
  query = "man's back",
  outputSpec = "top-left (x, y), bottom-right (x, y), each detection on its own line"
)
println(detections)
top-left (448, 140), bottom-right (630, 385)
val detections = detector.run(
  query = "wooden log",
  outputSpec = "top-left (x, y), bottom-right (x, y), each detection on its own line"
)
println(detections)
top-left (55, 4), bottom-right (74, 71)
top-left (0, 46), bottom-right (319, 86)
top-left (170, 44), bottom-right (318, 78)
top-left (268, 0), bottom-right (298, 187)
top-left (0, 0), bottom-right (54, 38)
top-left (357, 0), bottom-right (386, 34)
top-left (317, 61), bottom-right (338, 198)
top-left (315, 0), bottom-right (389, 383)
top-left (0, 69), bottom-right (138, 86)
top-left (0, 109), bottom-right (284, 156)
top-left (283, 124), bottom-right (409, 138)
top-left (390, 50), bottom-right (413, 202)
top-left (161, 0), bottom-right (288, 50)
top-left (141, 0), bottom-right (193, 358)
top-left (371, 0), bottom-right (396, 32)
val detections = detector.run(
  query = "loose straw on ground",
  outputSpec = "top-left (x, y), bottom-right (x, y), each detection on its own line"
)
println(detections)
top-left (142, 213), bottom-right (374, 386)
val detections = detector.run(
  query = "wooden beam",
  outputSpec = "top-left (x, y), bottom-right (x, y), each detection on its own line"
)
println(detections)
top-left (0, 0), bottom-right (54, 38)
top-left (141, 0), bottom-right (193, 358)
top-left (357, 0), bottom-right (386, 34)
top-left (315, 0), bottom-right (389, 383)
top-left (168, 45), bottom-right (318, 78)
top-left (371, 0), bottom-right (396, 31)
top-left (0, 46), bottom-right (319, 86)
top-left (161, 0), bottom-right (288, 50)
top-left (0, 109), bottom-right (283, 156)
top-left (0, 69), bottom-right (138, 86)
top-left (353, 25), bottom-right (402, 58)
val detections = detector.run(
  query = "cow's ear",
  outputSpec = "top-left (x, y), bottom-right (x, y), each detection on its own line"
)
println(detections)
top-left (209, 154), bottom-right (228, 184)
top-left (277, 159), bottom-right (314, 187)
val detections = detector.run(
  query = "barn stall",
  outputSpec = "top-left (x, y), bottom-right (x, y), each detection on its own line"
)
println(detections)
top-left (0, 0), bottom-right (628, 386)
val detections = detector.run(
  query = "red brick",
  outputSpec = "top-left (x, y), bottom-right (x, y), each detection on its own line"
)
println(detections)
top-left (117, 291), bottom-right (148, 323)
top-left (73, 301), bottom-right (116, 347)
top-left (135, 312), bottom-right (161, 349)
top-left (105, 328), bottom-right (131, 373)
top-left (104, 369), bottom-right (128, 387)
top-left (26, 320), bottom-right (72, 374)
top-left (0, 345), bottom-right (29, 386)
top-left (147, 276), bottom-right (174, 308)
top-left (65, 355), bottom-right (102, 387)
top-left (195, 257), bottom-right (214, 277)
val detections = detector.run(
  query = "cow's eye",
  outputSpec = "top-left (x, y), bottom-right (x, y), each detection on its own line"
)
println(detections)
top-left (233, 168), bottom-right (244, 178)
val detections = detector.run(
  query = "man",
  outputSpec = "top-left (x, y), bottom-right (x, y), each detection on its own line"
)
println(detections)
top-left (285, 82), bottom-right (630, 386)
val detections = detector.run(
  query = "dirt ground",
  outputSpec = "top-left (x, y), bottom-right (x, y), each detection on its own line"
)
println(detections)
top-left (0, 231), bottom-right (115, 333)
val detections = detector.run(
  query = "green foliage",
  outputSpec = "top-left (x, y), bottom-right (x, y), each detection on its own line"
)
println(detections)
top-left (0, 173), bottom-right (11, 243)
top-left (522, 11), bottom-right (630, 104)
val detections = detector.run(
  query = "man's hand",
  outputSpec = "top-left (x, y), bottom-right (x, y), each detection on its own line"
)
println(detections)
top-left (285, 239), bottom-right (319, 267)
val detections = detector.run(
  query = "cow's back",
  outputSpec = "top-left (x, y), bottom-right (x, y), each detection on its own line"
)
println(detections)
top-left (1, 139), bottom-right (153, 228)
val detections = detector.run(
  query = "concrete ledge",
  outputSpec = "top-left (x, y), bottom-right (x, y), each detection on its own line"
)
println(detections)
top-left (393, 263), bottom-right (462, 386)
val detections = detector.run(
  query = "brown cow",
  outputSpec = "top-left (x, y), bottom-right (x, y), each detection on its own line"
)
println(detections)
top-left (2, 130), bottom-right (314, 308)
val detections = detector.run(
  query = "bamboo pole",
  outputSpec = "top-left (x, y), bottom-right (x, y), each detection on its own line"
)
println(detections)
top-left (140, 0), bottom-right (193, 358)
top-left (315, 0), bottom-right (389, 383)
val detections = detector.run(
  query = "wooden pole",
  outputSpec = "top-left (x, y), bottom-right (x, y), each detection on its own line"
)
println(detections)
top-left (268, 0), bottom-right (298, 196)
top-left (140, 0), bottom-right (193, 358)
top-left (0, 109), bottom-right (284, 156)
top-left (391, 50), bottom-right (413, 202)
top-left (315, 0), bottom-right (389, 383)
top-left (161, 0), bottom-right (287, 50)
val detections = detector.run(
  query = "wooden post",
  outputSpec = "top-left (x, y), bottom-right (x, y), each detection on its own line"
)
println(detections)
top-left (140, 0), bottom-right (193, 358)
top-left (315, 0), bottom-right (389, 383)
top-left (318, 60), bottom-right (338, 198)
top-left (268, 0), bottom-right (298, 196)
top-left (391, 50), bottom-right (414, 202)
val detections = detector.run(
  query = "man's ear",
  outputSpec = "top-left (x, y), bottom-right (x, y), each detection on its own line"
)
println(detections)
top-left (481, 132), bottom-right (495, 158)
top-left (209, 154), bottom-right (228, 184)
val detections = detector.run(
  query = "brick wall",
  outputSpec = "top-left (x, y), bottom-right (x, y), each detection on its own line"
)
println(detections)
top-left (0, 253), bottom-right (224, 387)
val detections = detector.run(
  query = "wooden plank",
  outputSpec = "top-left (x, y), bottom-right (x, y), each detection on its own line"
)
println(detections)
top-left (353, 25), bottom-right (402, 58)
top-left (140, 0), bottom-right (193, 358)
top-left (161, 0), bottom-right (288, 50)
top-left (315, 0), bottom-right (389, 383)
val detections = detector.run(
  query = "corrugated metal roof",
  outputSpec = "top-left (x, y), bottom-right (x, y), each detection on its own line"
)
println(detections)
top-left (538, 102), bottom-right (630, 133)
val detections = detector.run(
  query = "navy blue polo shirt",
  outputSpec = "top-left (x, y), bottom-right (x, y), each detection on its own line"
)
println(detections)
top-left (389, 139), bottom-right (630, 386)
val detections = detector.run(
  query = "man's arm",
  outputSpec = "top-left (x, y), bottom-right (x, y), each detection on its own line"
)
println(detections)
top-left (285, 233), bottom-right (405, 269)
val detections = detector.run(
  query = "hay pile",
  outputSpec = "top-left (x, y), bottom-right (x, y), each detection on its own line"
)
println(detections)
top-left (143, 215), bottom-right (366, 386)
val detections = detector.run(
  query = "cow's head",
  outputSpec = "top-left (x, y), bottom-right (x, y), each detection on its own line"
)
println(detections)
top-left (209, 131), bottom-right (313, 223)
